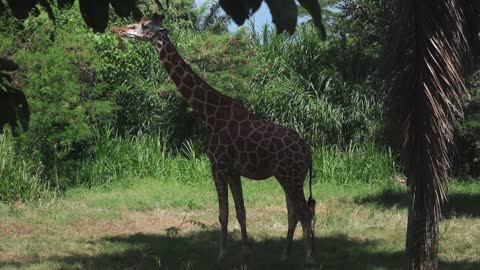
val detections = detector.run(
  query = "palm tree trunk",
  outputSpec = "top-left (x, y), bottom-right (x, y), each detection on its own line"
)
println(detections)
top-left (405, 177), bottom-right (440, 269)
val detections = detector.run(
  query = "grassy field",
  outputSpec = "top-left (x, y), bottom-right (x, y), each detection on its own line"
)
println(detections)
top-left (0, 176), bottom-right (479, 270)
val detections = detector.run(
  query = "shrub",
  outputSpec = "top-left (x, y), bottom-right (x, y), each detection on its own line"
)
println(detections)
top-left (11, 7), bottom-right (117, 185)
top-left (454, 70), bottom-right (480, 177)
top-left (113, 83), bottom-right (204, 145)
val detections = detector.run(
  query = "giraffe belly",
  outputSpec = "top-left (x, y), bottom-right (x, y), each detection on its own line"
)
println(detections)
top-left (238, 164), bottom-right (273, 180)
top-left (234, 156), bottom-right (274, 180)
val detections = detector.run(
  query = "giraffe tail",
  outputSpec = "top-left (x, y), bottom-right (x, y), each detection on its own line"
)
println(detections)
top-left (307, 157), bottom-right (315, 208)
top-left (307, 158), bottom-right (316, 250)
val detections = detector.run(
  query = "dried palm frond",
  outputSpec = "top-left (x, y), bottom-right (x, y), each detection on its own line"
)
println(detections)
top-left (384, 0), bottom-right (472, 268)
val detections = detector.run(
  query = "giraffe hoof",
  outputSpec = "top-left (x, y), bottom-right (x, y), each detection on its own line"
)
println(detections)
top-left (280, 253), bottom-right (288, 262)
top-left (306, 255), bottom-right (316, 265)
top-left (217, 251), bottom-right (227, 263)
top-left (242, 245), bottom-right (252, 259)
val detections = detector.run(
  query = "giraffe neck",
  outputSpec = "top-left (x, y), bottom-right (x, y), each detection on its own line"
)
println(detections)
top-left (152, 35), bottom-right (228, 126)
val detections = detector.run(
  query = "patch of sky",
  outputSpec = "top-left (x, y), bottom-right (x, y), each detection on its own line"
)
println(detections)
top-left (193, 0), bottom-right (340, 33)
top-left (194, 0), bottom-right (273, 33)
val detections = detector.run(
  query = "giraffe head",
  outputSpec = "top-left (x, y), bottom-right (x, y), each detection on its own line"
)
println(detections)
top-left (111, 13), bottom-right (168, 42)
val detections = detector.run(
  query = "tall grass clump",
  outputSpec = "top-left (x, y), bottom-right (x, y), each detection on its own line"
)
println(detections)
top-left (313, 143), bottom-right (399, 185)
top-left (79, 129), bottom-right (398, 188)
top-left (247, 75), bottom-right (344, 144)
top-left (248, 24), bottom-right (384, 146)
top-left (76, 127), bottom-right (211, 187)
top-left (0, 130), bottom-right (45, 201)
top-left (1, 126), bottom-right (399, 201)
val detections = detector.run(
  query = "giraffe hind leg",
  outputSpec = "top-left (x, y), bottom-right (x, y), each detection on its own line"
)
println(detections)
top-left (277, 177), bottom-right (315, 263)
top-left (281, 193), bottom-right (299, 261)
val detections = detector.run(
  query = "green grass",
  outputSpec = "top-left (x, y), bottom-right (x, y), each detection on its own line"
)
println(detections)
top-left (0, 176), bottom-right (479, 270)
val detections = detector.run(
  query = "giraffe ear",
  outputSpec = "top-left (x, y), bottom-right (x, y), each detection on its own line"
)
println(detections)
top-left (151, 13), bottom-right (165, 25)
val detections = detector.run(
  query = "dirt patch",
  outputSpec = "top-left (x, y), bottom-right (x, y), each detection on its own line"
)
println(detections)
top-left (62, 208), bottom-right (218, 237)
top-left (0, 222), bottom-right (33, 239)
top-left (0, 205), bottom-right (289, 243)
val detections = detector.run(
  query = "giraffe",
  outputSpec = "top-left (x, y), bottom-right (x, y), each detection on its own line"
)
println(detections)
top-left (111, 14), bottom-right (316, 263)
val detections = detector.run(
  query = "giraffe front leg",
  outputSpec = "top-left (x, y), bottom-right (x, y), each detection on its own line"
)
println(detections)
top-left (213, 174), bottom-right (229, 262)
top-left (227, 174), bottom-right (251, 260)
top-left (281, 194), bottom-right (299, 261)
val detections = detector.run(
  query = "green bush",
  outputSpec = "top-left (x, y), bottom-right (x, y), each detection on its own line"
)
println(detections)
top-left (113, 84), bottom-right (204, 145)
top-left (455, 70), bottom-right (480, 176)
top-left (11, 7), bottom-right (117, 185)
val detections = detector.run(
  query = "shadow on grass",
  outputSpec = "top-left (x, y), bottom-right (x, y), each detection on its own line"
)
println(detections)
top-left (2, 230), bottom-right (479, 270)
top-left (356, 188), bottom-right (480, 218)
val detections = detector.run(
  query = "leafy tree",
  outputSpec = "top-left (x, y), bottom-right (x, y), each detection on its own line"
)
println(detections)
top-left (298, 0), bottom-right (341, 31)
top-left (219, 0), bottom-right (326, 36)
top-left (1, 0), bottom-right (142, 32)
top-left (0, 15), bottom-right (30, 135)
top-left (2, 7), bottom-right (118, 185)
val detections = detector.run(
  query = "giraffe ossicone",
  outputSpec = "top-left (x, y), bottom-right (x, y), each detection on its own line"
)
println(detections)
top-left (111, 14), bottom-right (317, 264)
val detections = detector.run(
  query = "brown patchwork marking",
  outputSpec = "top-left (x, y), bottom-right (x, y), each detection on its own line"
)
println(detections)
top-left (183, 74), bottom-right (194, 88)
top-left (159, 49), bottom-right (167, 59)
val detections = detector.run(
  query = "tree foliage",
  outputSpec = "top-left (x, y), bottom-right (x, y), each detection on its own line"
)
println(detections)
top-left (220, 0), bottom-right (326, 37)
top-left (0, 0), bottom-right (326, 36)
